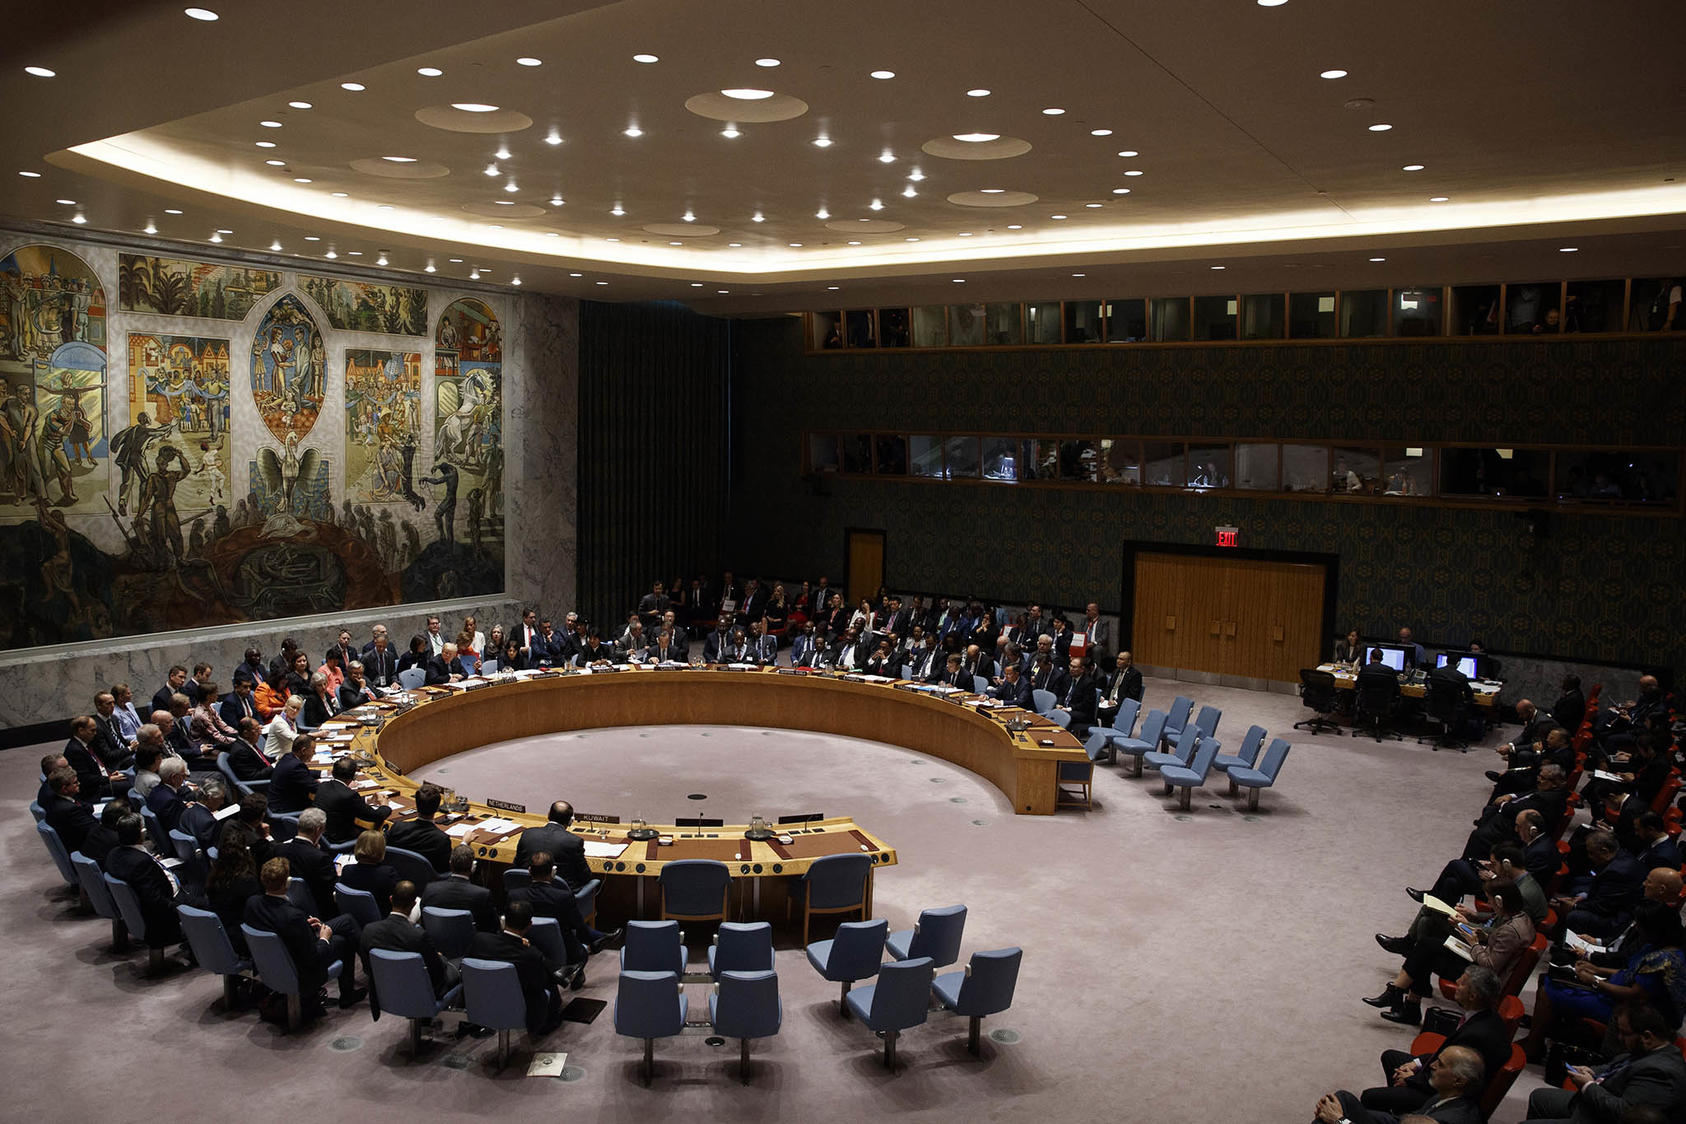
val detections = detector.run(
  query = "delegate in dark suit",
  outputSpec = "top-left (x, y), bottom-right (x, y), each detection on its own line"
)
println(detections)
top-left (339, 860), bottom-right (399, 915)
top-left (90, 716), bottom-right (134, 770)
top-left (301, 690), bottom-right (339, 729)
top-left (226, 738), bottom-right (273, 782)
top-left (106, 844), bottom-right (184, 946)
top-left (1328, 1089), bottom-right (1481, 1124)
top-left (386, 818), bottom-right (452, 873)
top-left (508, 881), bottom-right (588, 964)
top-left (1521, 1042), bottom-right (1686, 1123)
top-left (63, 737), bottom-right (113, 799)
top-left (1056, 672), bottom-right (1099, 734)
top-left (988, 674), bottom-right (1033, 708)
top-left (338, 679), bottom-right (378, 711)
top-left (177, 800), bottom-right (224, 855)
top-left (1362, 1008), bottom-right (1512, 1114)
top-left (267, 753), bottom-right (318, 813)
top-left (421, 873), bottom-right (500, 932)
top-left (218, 691), bottom-right (258, 729)
top-left (243, 891), bottom-right (355, 995)
top-left (423, 654), bottom-right (467, 685)
top-left (513, 824), bottom-right (592, 891)
top-left (316, 777), bottom-right (390, 843)
top-left (1565, 850), bottom-right (1644, 937)
top-left (360, 913), bottom-right (456, 1013)
top-left (45, 792), bottom-right (99, 854)
top-left (465, 928), bottom-right (561, 1034)
top-left (146, 782), bottom-right (193, 833)
top-left (275, 836), bottom-right (338, 917)
top-left (360, 643), bottom-right (399, 687)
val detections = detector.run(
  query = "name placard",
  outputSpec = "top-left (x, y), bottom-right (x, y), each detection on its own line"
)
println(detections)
top-left (485, 797), bottom-right (527, 814)
top-left (574, 812), bottom-right (621, 824)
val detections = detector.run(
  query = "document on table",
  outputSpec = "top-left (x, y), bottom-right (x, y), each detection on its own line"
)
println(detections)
top-left (1589, 770), bottom-right (1625, 783)
top-left (583, 841), bottom-right (628, 859)
top-left (1564, 931), bottom-right (1606, 955)
top-left (446, 821), bottom-right (479, 837)
top-left (474, 817), bottom-right (520, 834)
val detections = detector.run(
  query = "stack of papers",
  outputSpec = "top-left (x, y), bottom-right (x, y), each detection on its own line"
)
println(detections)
top-left (446, 821), bottom-right (479, 837)
top-left (1565, 932), bottom-right (1607, 955)
top-left (583, 841), bottom-right (629, 859)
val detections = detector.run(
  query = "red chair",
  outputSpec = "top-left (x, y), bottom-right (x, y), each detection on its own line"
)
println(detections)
top-left (1404, 1034), bottom-right (1525, 1120)
top-left (1651, 772), bottom-right (1682, 815)
top-left (1502, 933), bottom-right (1548, 997)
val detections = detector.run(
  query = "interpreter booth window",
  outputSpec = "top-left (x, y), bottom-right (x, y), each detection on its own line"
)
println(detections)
top-left (840, 433), bottom-right (873, 475)
top-left (1393, 287), bottom-right (1443, 337)
top-left (1233, 443), bottom-right (1279, 490)
top-left (908, 436), bottom-right (944, 477)
top-left (1064, 300), bottom-right (1104, 343)
top-left (1241, 293), bottom-right (1285, 339)
top-left (1282, 444), bottom-right (1331, 493)
top-left (807, 433), bottom-right (840, 473)
top-left (1187, 444), bottom-right (1232, 489)
top-left (949, 303), bottom-right (987, 346)
top-left (1056, 440), bottom-right (1098, 481)
top-left (1192, 295), bottom-right (1237, 341)
top-left (1564, 280), bottom-right (1624, 333)
top-left (1555, 450), bottom-right (1679, 505)
top-left (1106, 299), bottom-right (1148, 342)
top-left (874, 434), bottom-right (908, 476)
top-left (943, 436), bottom-right (982, 479)
top-left (1629, 279), bottom-right (1682, 332)
top-left (1450, 285), bottom-right (1501, 335)
top-left (1026, 301), bottom-right (1062, 344)
top-left (878, 308), bottom-right (911, 348)
top-left (1382, 447), bottom-right (1433, 496)
top-left (1150, 297), bottom-right (1191, 342)
top-left (985, 302), bottom-right (1023, 345)
top-left (1339, 289), bottom-right (1388, 338)
top-left (1097, 439), bottom-right (1141, 485)
top-left (845, 309), bottom-right (877, 348)
top-left (912, 305), bottom-right (947, 347)
top-left (1030, 438), bottom-right (1063, 480)
top-left (813, 311), bottom-right (843, 349)
top-left (1505, 283), bottom-right (1560, 334)
top-left (1331, 446), bottom-right (1381, 495)
top-left (982, 438), bottom-right (1030, 481)
top-left (1142, 441), bottom-right (1187, 488)
top-left (1289, 292), bottom-right (1336, 339)
top-left (1439, 448), bottom-right (1550, 499)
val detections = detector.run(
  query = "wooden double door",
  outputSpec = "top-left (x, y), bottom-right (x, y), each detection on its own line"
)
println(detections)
top-left (1132, 551), bottom-right (1326, 684)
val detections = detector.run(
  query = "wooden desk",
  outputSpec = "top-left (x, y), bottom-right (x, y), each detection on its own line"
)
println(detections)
top-left (1321, 665), bottom-right (1499, 707)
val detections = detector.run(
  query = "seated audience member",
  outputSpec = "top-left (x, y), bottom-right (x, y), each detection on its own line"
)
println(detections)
top-left (301, 671), bottom-right (340, 728)
top-left (183, 663), bottom-right (214, 706)
top-left (1028, 647), bottom-right (1070, 698)
top-left (1052, 657), bottom-right (1099, 738)
top-left (862, 638), bottom-right (896, 676)
top-left (1552, 830), bottom-right (1644, 940)
top-left (244, 856), bottom-right (363, 1016)
top-left (1549, 673), bottom-right (1585, 732)
top-left (82, 797), bottom-right (129, 868)
top-left (1564, 869), bottom-right (1686, 974)
top-left (157, 700), bottom-right (194, 762)
top-left (1355, 648), bottom-right (1402, 710)
top-left (1359, 967), bottom-right (1511, 1115)
top-left (43, 766), bottom-right (98, 854)
top-left (339, 829), bottom-right (399, 916)
top-left (1096, 650), bottom-right (1144, 727)
top-left (1463, 764), bottom-right (1570, 862)
top-left (361, 625), bottom-right (398, 688)
top-left (131, 739), bottom-right (165, 800)
top-left (789, 621), bottom-right (825, 668)
top-left (528, 617), bottom-right (565, 667)
top-left (233, 647), bottom-right (268, 689)
top-left (1595, 674), bottom-right (1666, 740)
top-left (106, 813), bottom-right (188, 956)
top-left (327, 627), bottom-right (359, 673)
top-left (827, 626), bottom-right (867, 671)
top-left (1520, 1001), bottom-right (1686, 1122)
top-left (267, 734), bottom-right (319, 813)
top-left (1631, 812), bottom-right (1683, 873)
top-left (176, 775), bottom-right (232, 854)
top-left (962, 643), bottom-right (994, 682)
top-left (206, 835), bottom-right (261, 955)
top-left (421, 844), bottom-right (500, 932)
top-left (36, 752), bottom-right (65, 807)
top-left (91, 691), bottom-right (136, 770)
top-left (386, 782), bottom-right (452, 873)
top-left (253, 676), bottom-right (288, 721)
top-left (396, 635), bottom-right (429, 676)
top-left (1520, 901), bottom-right (1686, 1060)
top-left (988, 662), bottom-right (1033, 708)
top-left (1381, 842), bottom-right (1549, 955)
top-left (267, 638), bottom-right (300, 684)
top-left (218, 676), bottom-right (259, 728)
top-left (360, 879), bottom-right (459, 1011)
top-left (1485, 698), bottom-right (1562, 792)
top-left (505, 852), bottom-right (591, 986)
top-left (315, 650), bottom-right (345, 699)
top-left (147, 757), bottom-right (198, 833)
top-left (337, 661), bottom-right (378, 711)
top-left (152, 664), bottom-right (189, 716)
top-left (263, 695), bottom-right (304, 760)
top-left (218, 793), bottom-right (273, 867)
top-left (483, 625), bottom-right (507, 667)
top-left (1364, 880), bottom-right (1533, 1026)
top-left (274, 807), bottom-right (337, 917)
top-left (748, 619), bottom-right (778, 666)
top-left (466, 900), bottom-right (563, 1035)
top-left (188, 683), bottom-right (239, 754)
top-left (615, 620), bottom-right (650, 663)
top-left (63, 715), bottom-right (123, 799)
top-left (316, 757), bottom-right (391, 843)
top-left (1314, 1044), bottom-right (1484, 1124)
top-left (280, 651), bottom-right (313, 699)
top-left (702, 619), bottom-right (733, 663)
top-left (425, 642), bottom-right (469, 686)
top-left (110, 683), bottom-right (144, 742)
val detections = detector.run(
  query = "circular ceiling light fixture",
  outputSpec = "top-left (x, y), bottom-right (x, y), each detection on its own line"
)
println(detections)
top-left (184, 8), bottom-right (219, 21)
top-left (1402, 163), bottom-right (1425, 172)
top-left (633, 53), bottom-right (659, 63)
top-left (721, 88), bottom-right (775, 100)
top-left (417, 66), bottom-right (443, 77)
top-left (452, 102), bottom-right (500, 113)
top-left (25, 66), bottom-right (56, 78)
top-left (1320, 69), bottom-right (1348, 79)
top-left (870, 69), bottom-right (895, 79)
top-left (516, 57), bottom-right (542, 67)
top-left (1042, 107), bottom-right (1065, 116)
top-left (1090, 128), bottom-right (1112, 136)
top-left (966, 88), bottom-right (990, 98)
top-left (288, 101), bottom-right (312, 109)
top-left (755, 58), bottom-right (780, 68)
top-left (1368, 122), bottom-right (1393, 132)
top-left (341, 82), bottom-right (365, 91)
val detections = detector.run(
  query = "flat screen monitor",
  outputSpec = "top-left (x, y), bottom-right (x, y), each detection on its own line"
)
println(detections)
top-left (1370, 646), bottom-right (1406, 672)
top-left (1436, 652), bottom-right (1479, 678)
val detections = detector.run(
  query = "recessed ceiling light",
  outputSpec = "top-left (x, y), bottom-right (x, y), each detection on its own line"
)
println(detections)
top-left (377, 252), bottom-right (389, 265)
top-left (606, 237), bottom-right (620, 242)
top-left (264, 159), bottom-right (285, 166)
top-left (452, 102), bottom-right (499, 112)
top-left (1116, 149), bottom-right (1139, 158)
top-left (216, 228), bottom-right (233, 234)
top-left (1429, 195), bottom-right (1449, 202)
top-left (826, 285), bottom-right (839, 290)
top-left (815, 206), bottom-right (830, 219)
top-left (376, 204), bottom-right (393, 210)
top-left (1042, 107), bottom-right (1065, 115)
top-left (1368, 123), bottom-right (1392, 132)
top-left (293, 177), bottom-right (312, 183)
top-left (720, 126), bottom-right (741, 138)
top-left (17, 170), bottom-right (42, 178)
top-left (269, 240), bottom-right (282, 251)
top-left (1072, 273), bottom-right (1085, 278)
top-left (511, 275), bottom-right (523, 285)
top-left (341, 82), bottom-right (365, 91)
top-left (545, 131), bottom-right (563, 145)
top-left (846, 240), bottom-right (861, 246)
top-left (868, 198), bottom-right (883, 211)
top-left (958, 231), bottom-right (973, 237)
top-left (143, 222), bottom-right (157, 234)
top-left (25, 66), bottom-right (56, 78)
top-left (469, 269), bottom-right (480, 279)
top-left (624, 125), bottom-right (643, 137)
top-left (1210, 264), bottom-right (1226, 270)
top-left (1368, 256), bottom-right (1386, 262)
top-left (483, 163), bottom-right (499, 177)
top-left (1320, 69), bottom-right (1348, 79)
top-left (722, 88), bottom-right (775, 100)
top-left (208, 232), bottom-right (222, 242)
top-left (516, 57), bottom-right (542, 67)
top-left (183, 8), bottom-right (219, 21)
top-left (599, 281), bottom-right (611, 286)
top-left (495, 146), bottom-right (511, 160)
top-left (165, 207), bottom-right (183, 214)
top-left (494, 200), bottom-right (515, 206)
top-left (682, 210), bottom-right (696, 222)
top-left (55, 198), bottom-right (76, 205)
top-left (550, 194), bottom-right (564, 206)
top-left (953, 132), bottom-right (999, 143)
top-left (1090, 128), bottom-right (1113, 136)
top-left (381, 155), bottom-right (417, 163)
top-left (789, 242), bottom-right (803, 247)
top-left (1257, 0), bottom-right (1288, 6)
top-left (1559, 246), bottom-right (1579, 253)
top-left (1124, 169), bottom-right (1144, 176)
top-left (259, 119), bottom-right (282, 128)
top-left (324, 249), bottom-right (338, 259)
top-left (907, 170), bottom-right (925, 182)
top-left (329, 192), bottom-right (347, 198)
top-left (755, 58), bottom-right (780, 68)
top-left (633, 53), bottom-right (659, 63)
top-left (255, 140), bottom-right (277, 148)
top-left (812, 135), bottom-right (832, 147)
top-left (728, 242), bottom-right (742, 247)
top-left (288, 100), bottom-right (312, 109)
top-left (304, 235), bottom-right (320, 241)
top-left (449, 258), bottom-right (464, 263)
top-left (751, 212), bottom-right (765, 222)
top-left (870, 69), bottom-right (895, 79)
top-left (1112, 188), bottom-right (1131, 195)
top-left (70, 214), bottom-right (86, 224)
top-left (878, 149), bottom-right (895, 164)
top-left (951, 278), bottom-right (965, 283)
top-left (546, 231), bottom-right (560, 236)
top-left (504, 180), bottom-right (519, 193)
top-left (611, 204), bottom-right (626, 216)
top-left (1085, 202), bottom-right (1102, 208)
top-left (715, 288), bottom-right (729, 293)
top-left (1006, 223), bottom-right (1022, 230)
top-left (570, 272), bottom-right (583, 277)
top-left (966, 88), bottom-right (990, 98)
top-left (669, 240), bottom-right (683, 246)
top-left (425, 262), bottom-right (436, 273)
top-left (979, 188), bottom-right (1004, 194)
top-left (1402, 164), bottom-right (1425, 172)
top-left (902, 185), bottom-right (917, 197)
top-left (487, 224), bottom-right (502, 230)
top-left (417, 66), bottom-right (443, 77)
top-left (1051, 213), bottom-right (1067, 219)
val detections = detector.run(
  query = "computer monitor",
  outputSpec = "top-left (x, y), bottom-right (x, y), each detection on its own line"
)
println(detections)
top-left (1370, 646), bottom-right (1406, 672)
top-left (1435, 652), bottom-right (1480, 678)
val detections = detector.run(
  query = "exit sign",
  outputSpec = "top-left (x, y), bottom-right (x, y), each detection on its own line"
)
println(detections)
top-left (1215, 525), bottom-right (1239, 548)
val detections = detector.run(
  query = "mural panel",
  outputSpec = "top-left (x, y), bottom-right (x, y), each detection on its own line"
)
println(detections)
top-left (0, 244), bottom-right (109, 516)
top-left (432, 298), bottom-right (504, 549)
top-left (124, 335), bottom-right (231, 525)
top-left (250, 294), bottom-right (325, 444)
top-left (344, 348), bottom-right (423, 505)
top-left (117, 254), bottom-right (280, 321)
top-left (301, 274), bottom-right (427, 335)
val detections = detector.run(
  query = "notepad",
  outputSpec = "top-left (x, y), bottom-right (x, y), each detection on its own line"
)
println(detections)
top-left (583, 841), bottom-right (628, 859)
top-left (334, 854), bottom-right (354, 874)
top-left (1419, 894), bottom-right (1459, 917)
top-left (1589, 770), bottom-right (1625, 783)
top-left (1442, 935), bottom-right (1475, 961)
top-left (213, 803), bottom-right (242, 821)
top-left (446, 821), bottom-right (479, 837)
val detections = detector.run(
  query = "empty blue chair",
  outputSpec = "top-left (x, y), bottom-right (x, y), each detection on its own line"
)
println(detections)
top-left (805, 917), bottom-right (887, 1014)
top-left (333, 882), bottom-right (382, 927)
top-left (972, 674), bottom-right (990, 695)
top-left (397, 667), bottom-right (427, 690)
top-left (461, 957), bottom-right (529, 1070)
top-left (1160, 736), bottom-right (1223, 810)
top-left (1142, 722), bottom-right (1200, 773)
top-left (36, 821), bottom-right (78, 887)
top-left (621, 920), bottom-right (686, 974)
top-left (139, 804), bottom-right (170, 854)
top-left (1044, 708), bottom-right (1072, 729)
top-left (1191, 703), bottom-right (1222, 742)
top-left (711, 969), bottom-right (782, 1084)
top-left (615, 969), bottom-right (687, 1085)
top-left (794, 851), bottom-right (873, 945)
top-left (501, 866), bottom-right (531, 894)
top-left (1213, 724), bottom-right (1268, 786)
top-left (709, 921), bottom-right (774, 978)
top-left (104, 872), bottom-right (167, 973)
top-left (575, 877), bottom-right (601, 929)
top-left (659, 859), bottom-right (731, 926)
top-left (421, 906), bottom-right (475, 960)
top-left (178, 904), bottom-right (253, 1008)
top-left (932, 947), bottom-right (1023, 1055)
top-left (384, 846), bottom-right (435, 889)
top-left (843, 956), bottom-right (936, 1069)
top-left (1160, 695), bottom-right (1195, 743)
top-left (1084, 697), bottom-right (1141, 762)
top-left (1057, 754), bottom-right (1093, 808)
top-left (244, 923), bottom-right (344, 1031)
top-left (1228, 738), bottom-right (1292, 810)
top-left (528, 916), bottom-right (570, 968)
top-left (73, 851), bottom-right (127, 949)
top-left (479, 658), bottom-right (498, 674)
top-left (1111, 708), bottom-right (1168, 777)
top-left (885, 904), bottom-right (967, 969)
top-left (369, 948), bottom-right (463, 1058)
top-left (1030, 688), bottom-right (1057, 715)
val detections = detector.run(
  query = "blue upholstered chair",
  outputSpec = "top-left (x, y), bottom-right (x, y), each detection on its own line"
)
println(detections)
top-left (659, 859), bottom-right (731, 927)
top-left (932, 946), bottom-right (1023, 1055)
top-left (73, 851), bottom-right (127, 949)
top-left (28, 800), bottom-right (46, 824)
top-left (527, 916), bottom-right (570, 968)
top-left (1111, 708), bottom-right (1168, 777)
top-left (574, 878), bottom-right (601, 929)
top-left (369, 948), bottom-right (463, 1058)
top-left (1191, 703), bottom-right (1222, 743)
top-left (1159, 695), bottom-right (1194, 744)
top-left (1142, 721), bottom-right (1200, 772)
top-left (711, 969), bottom-right (782, 1084)
top-left (216, 751), bottom-right (267, 797)
top-left (384, 846), bottom-right (435, 889)
top-left (501, 867), bottom-right (531, 894)
top-left (285, 876), bottom-right (316, 915)
top-left (1030, 688), bottom-right (1057, 715)
top-left (615, 969), bottom-right (688, 1085)
top-left (621, 920), bottom-right (686, 974)
top-left (793, 851), bottom-right (872, 945)
top-left (333, 882), bottom-right (382, 927)
top-left (972, 675), bottom-right (990, 695)
top-left (1045, 708), bottom-right (1072, 729)
top-left (805, 917), bottom-right (887, 1014)
top-left (177, 904), bottom-right (253, 1008)
top-left (138, 804), bottom-right (170, 853)
top-left (421, 906), bottom-right (475, 960)
top-left (1227, 738), bottom-right (1292, 810)
top-left (461, 957), bottom-right (529, 1070)
top-left (397, 667), bottom-right (427, 690)
top-left (36, 821), bottom-right (77, 887)
top-left (709, 921), bottom-right (774, 978)
top-left (885, 904), bottom-right (967, 969)
top-left (1213, 724), bottom-right (1267, 787)
top-left (1159, 736), bottom-right (1223, 810)
top-left (1084, 697), bottom-right (1141, 762)
top-left (268, 811), bottom-right (300, 843)
top-left (843, 956), bottom-right (935, 1069)
top-left (167, 829), bottom-right (209, 892)
top-left (104, 871), bottom-right (168, 973)
top-left (244, 923), bottom-right (344, 1031)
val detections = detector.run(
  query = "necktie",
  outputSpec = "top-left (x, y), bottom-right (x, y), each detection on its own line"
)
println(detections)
top-left (252, 739), bottom-right (271, 766)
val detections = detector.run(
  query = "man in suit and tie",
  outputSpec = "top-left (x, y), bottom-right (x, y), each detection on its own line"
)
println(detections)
top-left (577, 630), bottom-right (616, 666)
top-left (702, 619), bottom-right (734, 663)
top-left (937, 653), bottom-right (970, 689)
top-left (338, 661), bottom-right (379, 710)
top-left (790, 621), bottom-right (824, 668)
top-left (637, 582), bottom-right (671, 628)
top-left (152, 665), bottom-right (189, 717)
top-left (513, 802), bottom-right (593, 890)
top-left (466, 900), bottom-right (563, 1035)
top-left (63, 715), bottom-right (123, 799)
top-left (749, 619), bottom-right (779, 665)
top-left (233, 648), bottom-right (268, 689)
top-left (176, 775), bottom-right (232, 855)
top-left (506, 852), bottom-right (603, 985)
top-left (42, 766), bottom-right (99, 854)
top-left (514, 607), bottom-right (542, 660)
top-left (268, 734), bottom-right (319, 813)
top-left (386, 783), bottom-right (452, 873)
top-left (1520, 1000), bottom-right (1686, 1123)
top-left (360, 879), bottom-right (459, 1012)
top-left (827, 626), bottom-right (867, 672)
top-left (91, 692), bottom-right (136, 770)
top-left (361, 625), bottom-right (398, 688)
top-left (614, 620), bottom-right (650, 663)
top-left (423, 615), bottom-right (446, 656)
top-left (1315, 1044), bottom-right (1485, 1124)
top-left (649, 626), bottom-right (686, 665)
top-left (527, 617), bottom-right (564, 667)
top-left (219, 677), bottom-right (259, 728)
top-left (988, 662), bottom-right (1033, 708)
top-left (106, 813), bottom-right (188, 954)
top-left (1556, 830), bottom-right (1644, 939)
top-left (1359, 967), bottom-right (1513, 1114)
top-left (1079, 602), bottom-right (1109, 654)
top-left (421, 845), bottom-right (500, 932)
top-left (225, 716), bottom-right (274, 783)
top-left (82, 797), bottom-right (127, 869)
top-left (316, 757), bottom-right (390, 843)
top-left (424, 642), bottom-right (468, 685)
top-left (880, 596), bottom-right (911, 644)
top-left (147, 757), bottom-right (198, 833)
top-left (1096, 650), bottom-right (1144, 729)
top-left (326, 628), bottom-right (358, 673)
top-left (245, 856), bottom-right (363, 1015)
top-left (1028, 651), bottom-right (1069, 699)
top-left (962, 644), bottom-right (995, 684)
top-left (1052, 657), bottom-right (1099, 738)
top-left (275, 807), bottom-right (338, 917)
top-left (1633, 813), bottom-right (1684, 873)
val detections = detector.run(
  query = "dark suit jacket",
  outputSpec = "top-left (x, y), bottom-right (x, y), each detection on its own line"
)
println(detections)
top-left (386, 818), bottom-right (452, 872)
top-left (989, 676), bottom-right (1033, 708)
top-left (1102, 666), bottom-right (1145, 705)
top-left (45, 793), bottom-right (98, 854)
top-left (152, 685), bottom-right (177, 716)
top-left (423, 654), bottom-right (467, 685)
top-left (107, 844), bottom-right (183, 944)
top-left (82, 823), bottom-right (119, 868)
top-left (421, 874), bottom-right (499, 932)
top-left (268, 753), bottom-right (319, 812)
top-left (1551, 689), bottom-right (1586, 732)
top-left (513, 823), bottom-right (592, 891)
top-left (1523, 833), bottom-right (1562, 883)
top-left (1570, 1044), bottom-right (1686, 1123)
top-left (963, 654), bottom-right (996, 681)
top-left (63, 738), bottom-right (111, 798)
top-left (360, 643), bottom-right (399, 687)
top-left (1578, 851), bottom-right (1645, 919)
top-left (177, 801), bottom-right (223, 854)
top-left (338, 680), bottom-right (378, 711)
top-left (361, 913), bottom-right (450, 1006)
top-left (275, 836), bottom-right (338, 917)
top-left (91, 716), bottom-right (134, 770)
top-left (466, 929), bottom-right (558, 1034)
top-left (301, 691), bottom-right (338, 729)
top-left (1416, 1009), bottom-right (1513, 1099)
top-left (218, 692), bottom-right (258, 729)
top-left (147, 782), bottom-right (192, 833)
top-left (702, 629), bottom-right (732, 663)
top-left (1059, 674), bottom-right (1099, 728)
top-left (244, 891), bottom-right (332, 991)
top-left (1030, 662), bottom-right (1070, 700)
top-left (227, 738), bottom-right (273, 782)
top-left (339, 861), bottom-right (399, 914)
top-left (315, 778), bottom-right (389, 843)
top-left (1637, 835), bottom-right (1684, 872)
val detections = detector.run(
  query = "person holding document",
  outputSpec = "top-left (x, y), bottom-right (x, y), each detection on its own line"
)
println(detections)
top-left (1363, 880), bottom-right (1533, 1026)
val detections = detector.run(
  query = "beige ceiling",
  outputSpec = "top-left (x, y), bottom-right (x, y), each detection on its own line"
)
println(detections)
top-left (3, 0), bottom-right (1684, 314)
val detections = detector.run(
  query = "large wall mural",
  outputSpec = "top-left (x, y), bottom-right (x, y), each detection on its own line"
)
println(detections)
top-left (0, 236), bottom-right (507, 650)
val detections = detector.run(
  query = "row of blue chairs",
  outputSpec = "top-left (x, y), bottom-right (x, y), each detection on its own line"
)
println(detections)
top-left (1077, 696), bottom-right (1293, 811)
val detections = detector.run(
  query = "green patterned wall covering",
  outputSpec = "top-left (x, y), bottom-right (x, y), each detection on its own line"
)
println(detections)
top-left (727, 317), bottom-right (1686, 673)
